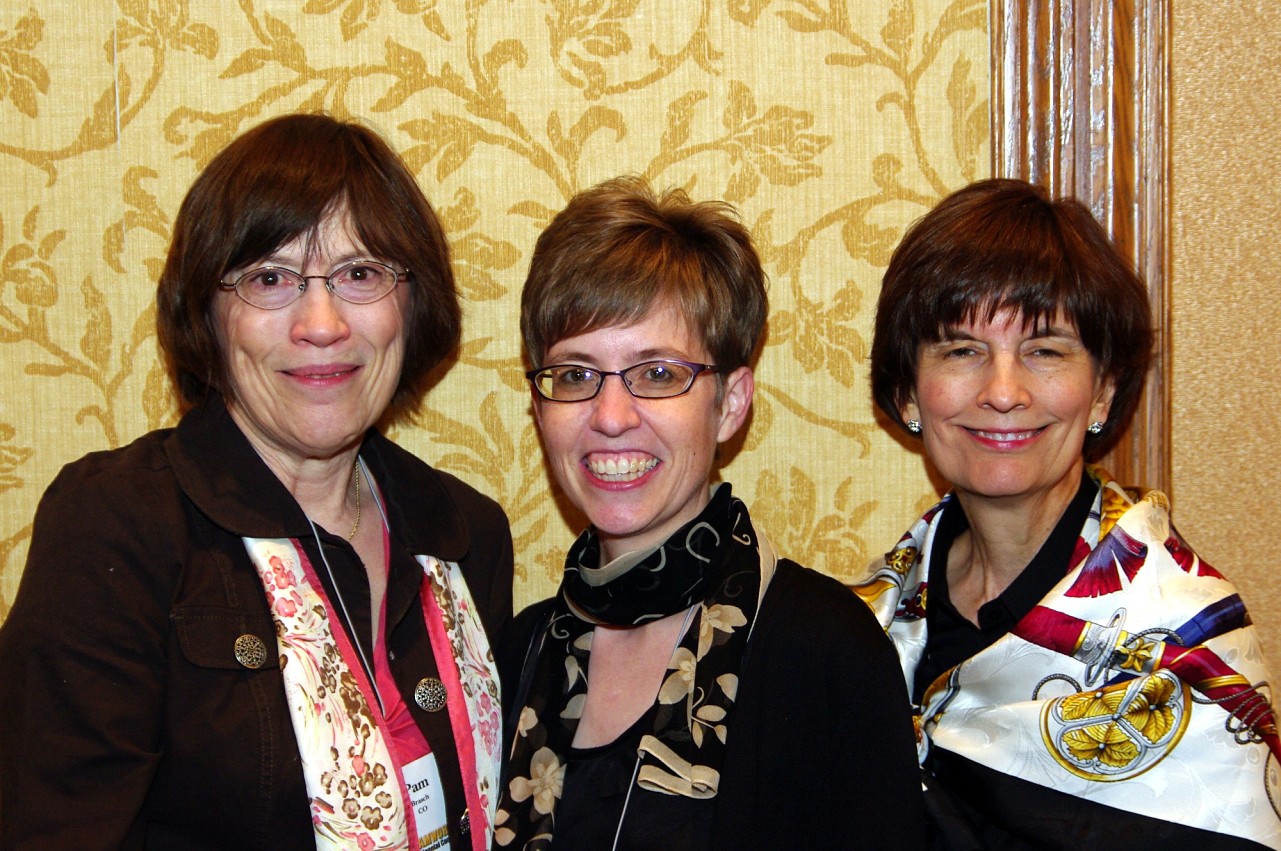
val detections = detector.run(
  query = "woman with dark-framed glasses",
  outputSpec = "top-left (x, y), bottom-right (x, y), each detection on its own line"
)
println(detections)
top-left (493, 176), bottom-right (925, 850)
top-left (0, 113), bottom-right (512, 849)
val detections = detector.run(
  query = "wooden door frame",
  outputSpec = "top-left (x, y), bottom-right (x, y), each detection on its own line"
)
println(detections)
top-left (991, 0), bottom-right (1171, 493)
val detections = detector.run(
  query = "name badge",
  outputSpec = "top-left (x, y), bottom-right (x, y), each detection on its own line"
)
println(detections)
top-left (403, 751), bottom-right (451, 850)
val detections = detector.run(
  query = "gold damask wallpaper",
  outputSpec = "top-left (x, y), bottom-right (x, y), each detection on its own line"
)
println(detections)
top-left (0, 1), bottom-right (988, 620)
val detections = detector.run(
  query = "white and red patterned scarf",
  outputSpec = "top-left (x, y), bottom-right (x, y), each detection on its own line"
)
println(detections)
top-left (853, 467), bottom-right (1281, 847)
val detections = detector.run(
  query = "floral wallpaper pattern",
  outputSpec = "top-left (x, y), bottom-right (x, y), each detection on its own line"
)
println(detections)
top-left (0, 0), bottom-right (988, 619)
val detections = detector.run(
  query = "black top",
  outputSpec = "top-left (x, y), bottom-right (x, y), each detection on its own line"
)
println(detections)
top-left (499, 559), bottom-right (929, 850)
top-left (553, 707), bottom-right (703, 851)
top-left (0, 396), bottom-right (513, 850)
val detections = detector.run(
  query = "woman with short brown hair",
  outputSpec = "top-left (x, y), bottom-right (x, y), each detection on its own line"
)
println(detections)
top-left (856, 178), bottom-right (1280, 849)
top-left (497, 176), bottom-right (925, 850)
top-left (0, 113), bottom-right (512, 849)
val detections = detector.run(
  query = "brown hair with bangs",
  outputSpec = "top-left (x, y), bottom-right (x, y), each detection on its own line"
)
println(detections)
top-left (157, 112), bottom-right (460, 419)
top-left (520, 175), bottom-right (767, 372)
top-left (870, 178), bottom-right (1152, 458)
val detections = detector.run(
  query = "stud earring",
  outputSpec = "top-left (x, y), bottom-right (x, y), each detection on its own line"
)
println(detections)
top-left (1087, 421), bottom-right (1104, 434)
top-left (906, 420), bottom-right (922, 434)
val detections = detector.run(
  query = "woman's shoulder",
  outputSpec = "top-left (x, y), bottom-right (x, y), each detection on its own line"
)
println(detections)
top-left (367, 431), bottom-right (507, 521)
top-left (11, 428), bottom-right (194, 629)
top-left (763, 559), bottom-right (886, 634)
top-left (742, 559), bottom-right (903, 680)
top-left (40, 427), bottom-right (180, 513)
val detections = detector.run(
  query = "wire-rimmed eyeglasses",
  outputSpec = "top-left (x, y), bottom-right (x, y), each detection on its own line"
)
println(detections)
top-left (526, 359), bottom-right (723, 402)
top-left (218, 259), bottom-right (408, 310)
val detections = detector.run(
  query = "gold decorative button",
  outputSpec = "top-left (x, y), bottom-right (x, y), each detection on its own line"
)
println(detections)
top-left (234, 634), bottom-right (269, 669)
top-left (414, 677), bottom-right (447, 712)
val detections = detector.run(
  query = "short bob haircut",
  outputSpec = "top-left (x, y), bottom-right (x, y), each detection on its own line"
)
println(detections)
top-left (871, 178), bottom-right (1152, 459)
top-left (520, 175), bottom-right (767, 373)
top-left (157, 113), bottom-right (460, 419)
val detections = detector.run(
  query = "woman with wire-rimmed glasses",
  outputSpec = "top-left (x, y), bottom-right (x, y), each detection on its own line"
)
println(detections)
top-left (494, 175), bottom-right (925, 850)
top-left (0, 113), bottom-right (512, 850)
top-left (854, 179), bottom-right (1281, 849)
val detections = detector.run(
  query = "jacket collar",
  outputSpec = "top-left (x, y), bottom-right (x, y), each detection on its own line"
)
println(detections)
top-left (165, 395), bottom-right (472, 561)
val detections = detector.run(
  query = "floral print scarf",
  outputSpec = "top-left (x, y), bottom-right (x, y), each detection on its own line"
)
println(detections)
top-left (494, 484), bottom-right (775, 848)
top-left (244, 535), bottom-right (501, 851)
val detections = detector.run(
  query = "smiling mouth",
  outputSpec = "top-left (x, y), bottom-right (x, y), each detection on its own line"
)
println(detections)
top-left (969, 427), bottom-right (1044, 441)
top-left (291, 367), bottom-right (356, 380)
top-left (587, 455), bottom-right (659, 482)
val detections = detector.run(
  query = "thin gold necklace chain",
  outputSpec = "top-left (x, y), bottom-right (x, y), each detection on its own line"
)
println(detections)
top-left (346, 459), bottom-right (361, 541)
